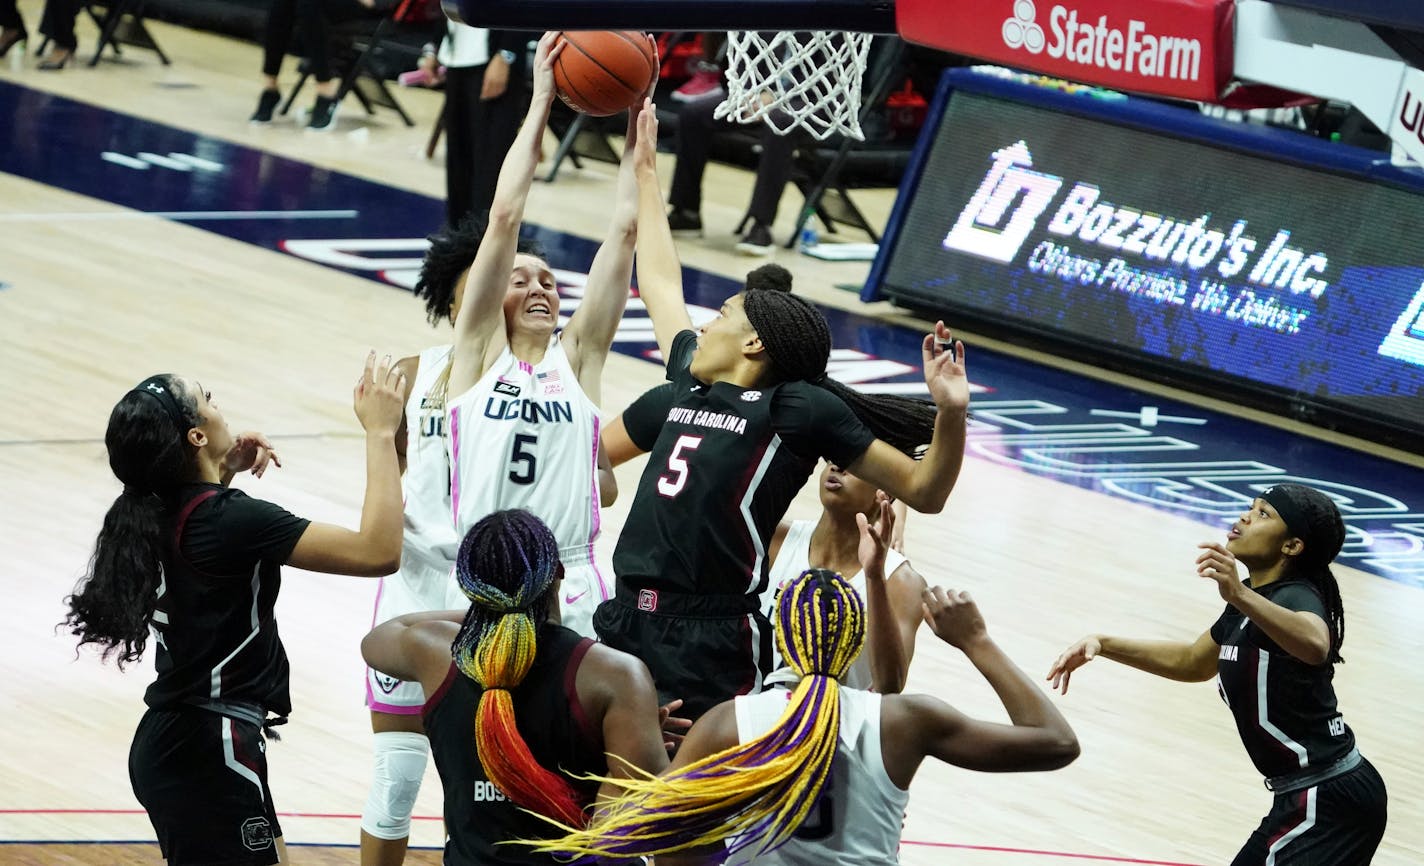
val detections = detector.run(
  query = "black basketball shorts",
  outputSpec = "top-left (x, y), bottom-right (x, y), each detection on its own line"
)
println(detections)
top-left (1231, 758), bottom-right (1387, 866)
top-left (593, 585), bottom-right (774, 722)
top-left (129, 707), bottom-right (282, 865)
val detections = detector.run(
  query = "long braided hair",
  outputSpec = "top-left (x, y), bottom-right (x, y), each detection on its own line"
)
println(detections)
top-left (528, 568), bottom-right (865, 860)
top-left (1259, 484), bottom-right (1348, 663)
top-left (63, 375), bottom-right (200, 668)
top-left (451, 509), bottom-right (586, 826)
top-left (741, 288), bottom-right (938, 455)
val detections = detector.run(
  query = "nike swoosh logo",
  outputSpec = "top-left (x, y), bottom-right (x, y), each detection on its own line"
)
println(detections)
top-left (565, 590), bottom-right (588, 605)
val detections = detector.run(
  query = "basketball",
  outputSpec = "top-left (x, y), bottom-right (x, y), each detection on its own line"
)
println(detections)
top-left (553, 31), bottom-right (658, 117)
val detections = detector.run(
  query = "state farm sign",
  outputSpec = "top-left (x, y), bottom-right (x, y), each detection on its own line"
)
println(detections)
top-left (898, 0), bottom-right (1234, 101)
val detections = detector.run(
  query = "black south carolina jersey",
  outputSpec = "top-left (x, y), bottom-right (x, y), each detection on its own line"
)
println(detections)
top-left (614, 330), bottom-right (875, 597)
top-left (1211, 579), bottom-right (1354, 779)
top-left (422, 624), bottom-right (603, 865)
top-left (144, 484), bottom-right (310, 716)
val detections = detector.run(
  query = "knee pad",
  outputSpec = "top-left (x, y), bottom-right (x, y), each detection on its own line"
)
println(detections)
top-left (361, 731), bottom-right (430, 840)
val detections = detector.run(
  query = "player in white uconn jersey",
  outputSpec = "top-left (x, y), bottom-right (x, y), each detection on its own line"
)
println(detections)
top-left (359, 37), bottom-right (640, 862)
top-left (763, 468), bottom-right (926, 693)
top-left (444, 32), bottom-right (643, 639)
top-left (533, 570), bottom-right (1079, 866)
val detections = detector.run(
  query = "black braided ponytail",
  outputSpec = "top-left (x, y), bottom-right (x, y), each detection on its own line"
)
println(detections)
top-left (741, 288), bottom-right (937, 455)
top-left (1263, 484), bottom-right (1348, 664)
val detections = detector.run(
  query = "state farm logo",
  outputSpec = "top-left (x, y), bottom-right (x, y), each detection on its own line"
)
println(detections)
top-left (999, 1), bottom-right (1202, 83)
top-left (1002, 0), bottom-right (1045, 54)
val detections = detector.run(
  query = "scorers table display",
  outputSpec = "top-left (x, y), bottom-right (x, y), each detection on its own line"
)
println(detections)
top-left (864, 66), bottom-right (1424, 448)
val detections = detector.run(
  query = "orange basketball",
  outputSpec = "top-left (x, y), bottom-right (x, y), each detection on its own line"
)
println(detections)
top-left (553, 31), bottom-right (658, 117)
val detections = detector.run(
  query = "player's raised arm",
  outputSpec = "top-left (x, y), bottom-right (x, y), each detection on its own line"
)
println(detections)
top-left (846, 323), bottom-right (969, 514)
top-left (564, 54), bottom-right (656, 399)
top-left (449, 32), bottom-right (564, 395)
top-left (630, 98), bottom-right (695, 363)
top-left (857, 495), bottom-right (926, 694)
top-left (1047, 631), bottom-right (1220, 694)
top-left (892, 588), bottom-right (1079, 777)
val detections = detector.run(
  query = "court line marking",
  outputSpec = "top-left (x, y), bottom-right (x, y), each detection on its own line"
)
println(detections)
top-left (0, 209), bottom-right (359, 222)
top-left (0, 839), bottom-right (442, 851)
top-left (0, 810), bottom-right (1206, 864)
top-left (0, 432), bottom-right (360, 447)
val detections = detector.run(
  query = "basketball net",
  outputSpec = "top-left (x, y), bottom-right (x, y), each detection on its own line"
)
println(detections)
top-left (716, 31), bottom-right (873, 140)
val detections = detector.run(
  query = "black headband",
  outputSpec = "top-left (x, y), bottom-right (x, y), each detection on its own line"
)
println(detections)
top-left (130, 376), bottom-right (191, 434)
top-left (1259, 486), bottom-right (1309, 539)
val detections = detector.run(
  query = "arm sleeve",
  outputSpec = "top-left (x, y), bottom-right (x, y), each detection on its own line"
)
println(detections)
top-left (620, 383), bottom-right (676, 452)
top-left (770, 383), bottom-right (876, 467)
top-left (1269, 582), bottom-right (1329, 620)
top-left (187, 491), bottom-right (311, 575)
top-left (664, 330), bottom-right (698, 383)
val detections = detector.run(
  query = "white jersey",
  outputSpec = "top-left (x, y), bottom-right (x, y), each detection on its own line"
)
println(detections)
top-left (369, 345), bottom-right (468, 713)
top-left (727, 688), bottom-right (909, 866)
top-left (446, 336), bottom-right (607, 618)
top-left (763, 520), bottom-right (909, 690)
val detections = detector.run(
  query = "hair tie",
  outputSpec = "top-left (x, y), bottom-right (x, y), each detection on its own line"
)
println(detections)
top-left (129, 376), bottom-right (191, 434)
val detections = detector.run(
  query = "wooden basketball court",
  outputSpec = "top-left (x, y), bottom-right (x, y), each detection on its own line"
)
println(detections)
top-left (1, 6), bottom-right (1420, 864)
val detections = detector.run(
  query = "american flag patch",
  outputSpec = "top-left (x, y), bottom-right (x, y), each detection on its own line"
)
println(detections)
top-left (536, 369), bottom-right (564, 394)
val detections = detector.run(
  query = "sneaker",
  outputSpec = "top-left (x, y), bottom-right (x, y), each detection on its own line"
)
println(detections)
top-left (671, 69), bottom-right (724, 103)
top-left (667, 208), bottom-right (704, 238)
top-left (307, 94), bottom-right (338, 132)
top-left (735, 221), bottom-right (775, 256)
top-left (249, 89), bottom-right (281, 124)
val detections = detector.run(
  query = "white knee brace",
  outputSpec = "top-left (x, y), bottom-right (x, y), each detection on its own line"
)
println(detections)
top-left (361, 731), bottom-right (430, 840)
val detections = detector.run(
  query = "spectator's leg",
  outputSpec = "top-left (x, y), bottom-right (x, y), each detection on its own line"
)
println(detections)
top-left (301, 0), bottom-right (338, 96)
top-left (0, 0), bottom-right (26, 59)
top-left (667, 92), bottom-right (723, 233)
top-left (260, 0), bottom-right (299, 87)
top-left (443, 65), bottom-right (482, 227)
top-left (746, 122), bottom-right (797, 226)
top-left (0, 0), bottom-right (23, 31)
top-left (37, 0), bottom-right (81, 65)
top-left (466, 67), bottom-right (530, 223)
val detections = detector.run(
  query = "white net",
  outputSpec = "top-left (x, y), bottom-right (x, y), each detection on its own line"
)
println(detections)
top-left (715, 30), bottom-right (873, 141)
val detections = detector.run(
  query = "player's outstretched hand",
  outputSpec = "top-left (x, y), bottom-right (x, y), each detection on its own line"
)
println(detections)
top-left (856, 492), bottom-right (894, 582)
top-left (353, 351), bottom-right (407, 436)
top-left (922, 586), bottom-right (987, 652)
top-left (632, 98), bottom-right (659, 179)
top-left (224, 431), bottom-right (281, 479)
top-left (921, 321), bottom-right (969, 414)
top-left (658, 698), bottom-right (692, 754)
top-left (1196, 541), bottom-right (1245, 604)
top-left (1047, 636), bottom-right (1102, 696)
top-left (531, 32), bottom-right (564, 105)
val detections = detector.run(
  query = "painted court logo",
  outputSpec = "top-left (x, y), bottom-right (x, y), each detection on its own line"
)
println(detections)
top-left (943, 141), bottom-right (1064, 263)
top-left (1377, 281), bottom-right (1424, 368)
